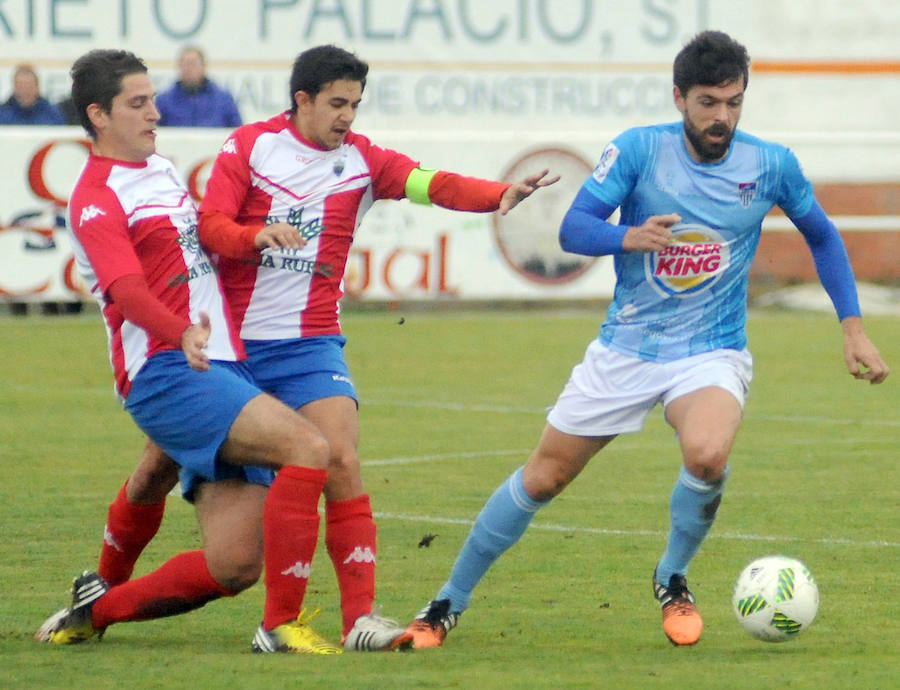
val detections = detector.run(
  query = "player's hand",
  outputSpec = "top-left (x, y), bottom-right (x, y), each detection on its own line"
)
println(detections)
top-left (182, 311), bottom-right (211, 372)
top-left (255, 222), bottom-right (307, 251)
top-left (499, 168), bottom-right (561, 215)
top-left (841, 316), bottom-right (889, 384)
top-left (622, 214), bottom-right (681, 252)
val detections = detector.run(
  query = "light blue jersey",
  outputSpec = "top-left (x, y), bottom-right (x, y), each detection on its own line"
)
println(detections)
top-left (584, 122), bottom-right (815, 362)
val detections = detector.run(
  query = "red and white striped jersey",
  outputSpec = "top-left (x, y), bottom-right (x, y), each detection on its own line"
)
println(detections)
top-left (200, 112), bottom-right (419, 339)
top-left (68, 153), bottom-right (243, 399)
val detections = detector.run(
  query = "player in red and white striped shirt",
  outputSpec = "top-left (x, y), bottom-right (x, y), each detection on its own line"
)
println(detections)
top-left (37, 49), bottom-right (339, 655)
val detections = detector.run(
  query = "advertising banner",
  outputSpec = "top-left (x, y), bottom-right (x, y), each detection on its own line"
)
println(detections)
top-left (0, 127), bottom-right (620, 303)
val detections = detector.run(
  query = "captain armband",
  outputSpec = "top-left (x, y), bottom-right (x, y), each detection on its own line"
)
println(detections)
top-left (405, 167), bottom-right (439, 205)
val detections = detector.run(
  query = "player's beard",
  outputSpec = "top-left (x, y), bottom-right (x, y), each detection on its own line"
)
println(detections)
top-left (683, 115), bottom-right (734, 162)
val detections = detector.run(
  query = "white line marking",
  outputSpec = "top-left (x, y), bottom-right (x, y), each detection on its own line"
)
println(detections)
top-left (751, 413), bottom-right (900, 428)
top-left (365, 449), bottom-right (531, 467)
top-left (366, 399), bottom-right (546, 415)
top-left (375, 511), bottom-right (900, 548)
top-left (5, 385), bottom-right (897, 429)
top-left (365, 399), bottom-right (900, 428)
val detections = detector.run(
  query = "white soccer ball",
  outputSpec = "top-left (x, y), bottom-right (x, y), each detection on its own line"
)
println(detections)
top-left (732, 555), bottom-right (819, 642)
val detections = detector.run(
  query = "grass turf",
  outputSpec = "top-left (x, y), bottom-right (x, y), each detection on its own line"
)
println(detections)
top-left (1, 307), bottom-right (897, 689)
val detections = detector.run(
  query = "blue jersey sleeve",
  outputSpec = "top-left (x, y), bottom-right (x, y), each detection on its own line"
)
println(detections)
top-left (789, 200), bottom-right (861, 320)
top-left (775, 147), bottom-right (815, 218)
top-left (559, 128), bottom-right (644, 256)
top-left (582, 128), bottom-right (644, 208)
top-left (558, 187), bottom-right (626, 256)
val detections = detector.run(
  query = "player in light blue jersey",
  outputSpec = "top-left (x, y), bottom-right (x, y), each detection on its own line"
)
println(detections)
top-left (406, 30), bottom-right (888, 648)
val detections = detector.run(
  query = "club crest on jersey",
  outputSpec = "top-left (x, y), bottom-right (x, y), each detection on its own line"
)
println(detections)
top-left (738, 182), bottom-right (757, 208)
top-left (644, 224), bottom-right (731, 298)
top-left (333, 155), bottom-right (345, 176)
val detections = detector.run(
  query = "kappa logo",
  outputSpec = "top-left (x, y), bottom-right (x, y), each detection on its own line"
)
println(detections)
top-left (79, 205), bottom-right (106, 224)
top-left (221, 138), bottom-right (237, 154)
top-left (103, 525), bottom-right (123, 552)
top-left (342, 546), bottom-right (376, 565)
top-left (280, 561), bottom-right (312, 579)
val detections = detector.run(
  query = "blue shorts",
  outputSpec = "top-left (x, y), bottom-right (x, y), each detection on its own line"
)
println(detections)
top-left (244, 335), bottom-right (358, 410)
top-left (125, 351), bottom-right (276, 501)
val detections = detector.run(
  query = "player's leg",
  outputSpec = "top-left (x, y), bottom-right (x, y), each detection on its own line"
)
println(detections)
top-left (98, 439), bottom-right (178, 586)
top-left (40, 479), bottom-right (265, 644)
top-left (301, 396), bottom-right (371, 635)
top-left (659, 385), bottom-right (742, 581)
top-left (299, 395), bottom-right (410, 650)
top-left (408, 340), bottom-right (664, 647)
top-left (92, 479), bottom-right (264, 627)
top-left (215, 391), bottom-right (337, 653)
top-left (408, 425), bottom-right (612, 647)
top-left (653, 350), bottom-right (750, 646)
top-left (244, 336), bottom-right (411, 651)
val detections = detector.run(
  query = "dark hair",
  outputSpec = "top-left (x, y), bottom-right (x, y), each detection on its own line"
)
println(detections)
top-left (673, 31), bottom-right (750, 95)
top-left (289, 45), bottom-right (368, 113)
top-left (70, 49), bottom-right (147, 138)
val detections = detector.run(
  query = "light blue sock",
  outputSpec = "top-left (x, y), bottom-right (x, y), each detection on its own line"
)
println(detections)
top-left (655, 465), bottom-right (728, 585)
top-left (436, 467), bottom-right (547, 613)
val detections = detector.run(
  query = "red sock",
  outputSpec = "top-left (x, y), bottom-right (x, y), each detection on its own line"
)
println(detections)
top-left (262, 465), bottom-right (327, 631)
top-left (98, 480), bottom-right (165, 586)
top-left (92, 550), bottom-right (233, 629)
top-left (326, 494), bottom-right (376, 636)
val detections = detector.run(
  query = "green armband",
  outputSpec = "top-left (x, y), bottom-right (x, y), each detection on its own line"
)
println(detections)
top-left (405, 167), bottom-right (438, 205)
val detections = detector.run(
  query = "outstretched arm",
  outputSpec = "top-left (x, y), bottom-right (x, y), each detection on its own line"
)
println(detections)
top-left (406, 167), bottom-right (558, 213)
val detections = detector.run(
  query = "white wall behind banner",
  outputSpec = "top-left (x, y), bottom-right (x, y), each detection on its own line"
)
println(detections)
top-left (0, 1), bottom-right (897, 133)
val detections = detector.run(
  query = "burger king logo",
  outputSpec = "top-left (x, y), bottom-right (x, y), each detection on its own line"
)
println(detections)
top-left (645, 224), bottom-right (731, 298)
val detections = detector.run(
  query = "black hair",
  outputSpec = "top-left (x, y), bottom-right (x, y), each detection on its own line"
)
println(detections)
top-left (289, 45), bottom-right (368, 113)
top-left (673, 31), bottom-right (750, 95)
top-left (70, 49), bottom-right (147, 138)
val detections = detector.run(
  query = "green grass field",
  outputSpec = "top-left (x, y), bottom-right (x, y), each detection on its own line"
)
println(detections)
top-left (1, 307), bottom-right (897, 689)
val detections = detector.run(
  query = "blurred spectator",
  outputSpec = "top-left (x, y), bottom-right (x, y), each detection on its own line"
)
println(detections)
top-left (0, 64), bottom-right (64, 125)
top-left (156, 46), bottom-right (242, 127)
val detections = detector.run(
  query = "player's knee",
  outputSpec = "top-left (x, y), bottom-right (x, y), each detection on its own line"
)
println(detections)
top-left (526, 461), bottom-right (574, 500)
top-left (290, 427), bottom-right (330, 469)
top-left (683, 447), bottom-right (729, 482)
top-left (327, 445), bottom-right (360, 476)
top-left (269, 416), bottom-right (330, 470)
top-left (206, 551), bottom-right (262, 593)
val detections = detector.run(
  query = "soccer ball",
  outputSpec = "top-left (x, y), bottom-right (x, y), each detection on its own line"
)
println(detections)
top-left (732, 555), bottom-right (819, 642)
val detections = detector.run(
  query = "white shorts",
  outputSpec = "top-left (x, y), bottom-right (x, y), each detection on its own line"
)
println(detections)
top-left (546, 340), bottom-right (753, 437)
